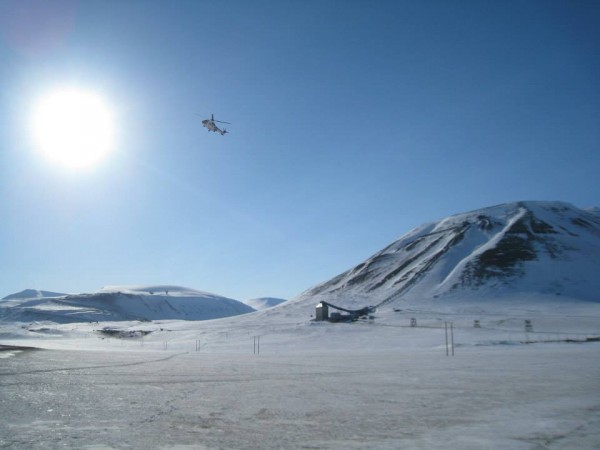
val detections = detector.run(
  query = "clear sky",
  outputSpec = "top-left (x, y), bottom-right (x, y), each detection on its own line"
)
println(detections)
top-left (1, 0), bottom-right (598, 301)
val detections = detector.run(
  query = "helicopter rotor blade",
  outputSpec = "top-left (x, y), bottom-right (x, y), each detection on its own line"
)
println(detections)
top-left (193, 113), bottom-right (230, 124)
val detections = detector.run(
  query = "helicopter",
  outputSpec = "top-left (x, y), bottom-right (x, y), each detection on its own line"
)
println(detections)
top-left (198, 114), bottom-right (230, 135)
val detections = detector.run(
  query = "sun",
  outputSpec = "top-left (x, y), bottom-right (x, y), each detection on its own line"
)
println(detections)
top-left (32, 88), bottom-right (115, 169)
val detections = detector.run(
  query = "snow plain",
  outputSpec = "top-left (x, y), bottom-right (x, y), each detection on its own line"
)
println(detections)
top-left (1, 297), bottom-right (599, 449)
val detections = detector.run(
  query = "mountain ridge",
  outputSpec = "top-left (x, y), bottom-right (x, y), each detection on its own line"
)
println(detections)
top-left (0, 285), bottom-right (254, 323)
top-left (2, 289), bottom-right (67, 300)
top-left (2, 201), bottom-right (598, 323)
top-left (296, 201), bottom-right (600, 309)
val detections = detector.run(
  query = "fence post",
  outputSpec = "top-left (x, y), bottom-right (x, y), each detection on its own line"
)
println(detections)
top-left (253, 336), bottom-right (261, 354)
top-left (450, 322), bottom-right (454, 356)
top-left (445, 322), bottom-right (455, 356)
top-left (445, 322), bottom-right (449, 356)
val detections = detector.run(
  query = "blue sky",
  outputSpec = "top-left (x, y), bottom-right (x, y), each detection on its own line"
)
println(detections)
top-left (1, 0), bottom-right (599, 300)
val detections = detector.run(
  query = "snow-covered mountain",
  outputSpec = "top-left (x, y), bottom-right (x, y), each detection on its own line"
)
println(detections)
top-left (0, 285), bottom-right (254, 323)
top-left (2, 201), bottom-right (598, 325)
top-left (586, 206), bottom-right (600, 217)
top-left (296, 201), bottom-right (600, 309)
top-left (245, 297), bottom-right (287, 310)
top-left (2, 289), bottom-right (67, 300)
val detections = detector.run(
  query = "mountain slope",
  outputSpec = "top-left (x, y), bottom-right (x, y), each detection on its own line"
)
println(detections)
top-left (2, 289), bottom-right (67, 300)
top-left (245, 297), bottom-right (287, 310)
top-left (0, 285), bottom-right (254, 323)
top-left (298, 201), bottom-right (600, 309)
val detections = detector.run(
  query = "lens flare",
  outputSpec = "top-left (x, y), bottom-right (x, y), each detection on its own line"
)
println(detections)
top-left (32, 88), bottom-right (115, 169)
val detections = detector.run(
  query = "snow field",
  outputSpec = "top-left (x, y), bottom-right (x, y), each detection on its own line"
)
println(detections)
top-left (0, 345), bottom-right (598, 449)
top-left (1, 294), bottom-right (599, 448)
top-left (2, 296), bottom-right (599, 355)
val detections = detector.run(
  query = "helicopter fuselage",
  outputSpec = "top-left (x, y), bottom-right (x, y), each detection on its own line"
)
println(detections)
top-left (202, 119), bottom-right (227, 135)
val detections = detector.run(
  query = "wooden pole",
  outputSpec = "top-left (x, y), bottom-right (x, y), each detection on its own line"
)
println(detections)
top-left (445, 322), bottom-right (449, 356)
top-left (450, 322), bottom-right (454, 356)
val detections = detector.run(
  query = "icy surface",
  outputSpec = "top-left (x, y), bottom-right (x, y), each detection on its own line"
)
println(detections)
top-left (0, 345), bottom-right (598, 449)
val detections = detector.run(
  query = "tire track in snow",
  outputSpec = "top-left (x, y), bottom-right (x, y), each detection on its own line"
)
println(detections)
top-left (0, 351), bottom-right (187, 377)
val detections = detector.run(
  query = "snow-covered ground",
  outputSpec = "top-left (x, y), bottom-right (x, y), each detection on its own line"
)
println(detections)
top-left (1, 296), bottom-right (599, 449)
top-left (1, 345), bottom-right (598, 449)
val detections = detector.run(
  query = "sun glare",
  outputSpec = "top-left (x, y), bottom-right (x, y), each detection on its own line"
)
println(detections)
top-left (32, 88), bottom-right (115, 169)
